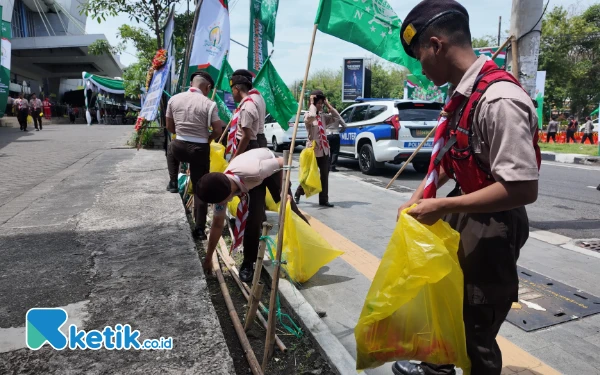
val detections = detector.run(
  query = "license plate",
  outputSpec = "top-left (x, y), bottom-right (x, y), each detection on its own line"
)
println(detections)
top-left (414, 129), bottom-right (430, 137)
top-left (404, 141), bottom-right (433, 148)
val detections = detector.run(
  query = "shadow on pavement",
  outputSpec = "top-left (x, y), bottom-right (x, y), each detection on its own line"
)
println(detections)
top-left (0, 127), bottom-right (36, 152)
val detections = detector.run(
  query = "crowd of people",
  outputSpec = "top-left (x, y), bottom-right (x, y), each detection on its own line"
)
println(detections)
top-left (162, 1), bottom-right (547, 374)
top-left (10, 93), bottom-right (52, 131)
top-left (545, 115), bottom-right (597, 145)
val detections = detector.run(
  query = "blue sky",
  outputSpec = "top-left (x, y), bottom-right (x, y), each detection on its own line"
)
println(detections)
top-left (86, 0), bottom-right (592, 84)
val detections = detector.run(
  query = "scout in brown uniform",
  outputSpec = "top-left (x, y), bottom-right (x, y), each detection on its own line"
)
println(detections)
top-left (294, 90), bottom-right (345, 207)
top-left (165, 71), bottom-right (223, 239)
top-left (16, 93), bottom-right (29, 131)
top-left (393, 1), bottom-right (540, 375)
top-left (197, 148), bottom-right (308, 280)
top-left (230, 69), bottom-right (263, 158)
top-left (30, 93), bottom-right (43, 131)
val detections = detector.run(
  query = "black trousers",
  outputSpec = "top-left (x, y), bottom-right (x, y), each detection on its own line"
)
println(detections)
top-left (32, 109), bottom-right (42, 129)
top-left (582, 133), bottom-right (595, 144)
top-left (18, 109), bottom-right (28, 129)
top-left (421, 207), bottom-right (528, 375)
top-left (167, 139), bottom-right (210, 231)
top-left (295, 155), bottom-right (330, 204)
top-left (257, 133), bottom-right (268, 148)
top-left (566, 130), bottom-right (576, 143)
top-left (327, 134), bottom-right (340, 168)
top-left (242, 140), bottom-right (308, 266)
top-left (546, 132), bottom-right (556, 143)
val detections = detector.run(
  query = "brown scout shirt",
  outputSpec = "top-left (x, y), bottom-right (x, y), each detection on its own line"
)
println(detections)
top-left (249, 91), bottom-right (266, 135)
top-left (166, 90), bottom-right (218, 141)
top-left (305, 104), bottom-right (346, 157)
top-left (450, 56), bottom-right (539, 183)
top-left (236, 95), bottom-right (260, 141)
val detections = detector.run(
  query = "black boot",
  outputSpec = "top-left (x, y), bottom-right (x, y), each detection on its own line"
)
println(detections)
top-left (294, 193), bottom-right (301, 204)
top-left (166, 181), bottom-right (178, 193)
top-left (239, 263), bottom-right (254, 283)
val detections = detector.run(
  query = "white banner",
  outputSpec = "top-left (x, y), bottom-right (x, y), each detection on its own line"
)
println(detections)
top-left (1, 37), bottom-right (10, 70)
top-left (189, 0), bottom-right (230, 72)
top-left (139, 57), bottom-right (173, 121)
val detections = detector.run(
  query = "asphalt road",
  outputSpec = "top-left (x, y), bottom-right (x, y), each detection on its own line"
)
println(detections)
top-left (280, 147), bottom-right (600, 240)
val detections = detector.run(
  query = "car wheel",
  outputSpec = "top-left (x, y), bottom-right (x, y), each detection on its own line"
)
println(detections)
top-left (412, 162), bottom-right (429, 174)
top-left (272, 136), bottom-right (283, 152)
top-left (359, 143), bottom-right (379, 175)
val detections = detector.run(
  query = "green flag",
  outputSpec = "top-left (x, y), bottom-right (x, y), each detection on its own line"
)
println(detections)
top-left (248, 0), bottom-right (269, 74)
top-left (257, 0), bottom-right (279, 43)
top-left (315, 0), bottom-right (427, 86)
top-left (254, 57), bottom-right (298, 131)
top-left (215, 58), bottom-right (234, 93)
top-left (214, 92), bottom-right (232, 123)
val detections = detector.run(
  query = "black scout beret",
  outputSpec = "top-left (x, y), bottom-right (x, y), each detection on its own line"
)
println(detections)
top-left (230, 69), bottom-right (254, 87)
top-left (400, 0), bottom-right (469, 58)
top-left (190, 71), bottom-right (215, 87)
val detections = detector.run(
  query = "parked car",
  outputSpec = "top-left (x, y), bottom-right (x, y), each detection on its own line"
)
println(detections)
top-left (579, 119), bottom-right (599, 133)
top-left (338, 99), bottom-right (443, 175)
top-left (263, 111), bottom-right (308, 152)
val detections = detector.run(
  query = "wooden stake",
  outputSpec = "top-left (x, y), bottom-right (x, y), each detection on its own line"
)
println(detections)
top-left (385, 126), bottom-right (437, 189)
top-left (263, 24), bottom-right (318, 370)
top-left (211, 253), bottom-right (263, 375)
top-left (218, 117), bottom-right (233, 144)
top-left (493, 35), bottom-right (513, 60)
top-left (217, 239), bottom-right (287, 353)
top-left (245, 283), bottom-right (265, 332)
top-left (245, 222), bottom-right (273, 331)
top-left (511, 36), bottom-right (520, 80)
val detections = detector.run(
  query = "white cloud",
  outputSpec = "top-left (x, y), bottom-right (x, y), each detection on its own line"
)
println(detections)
top-left (87, 0), bottom-right (590, 83)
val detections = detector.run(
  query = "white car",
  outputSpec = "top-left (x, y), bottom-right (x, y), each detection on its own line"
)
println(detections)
top-left (338, 99), bottom-right (443, 175)
top-left (579, 119), bottom-right (599, 133)
top-left (263, 111), bottom-right (309, 152)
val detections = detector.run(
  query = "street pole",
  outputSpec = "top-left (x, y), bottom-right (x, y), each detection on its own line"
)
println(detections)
top-left (497, 16), bottom-right (502, 46)
top-left (507, 0), bottom-right (543, 96)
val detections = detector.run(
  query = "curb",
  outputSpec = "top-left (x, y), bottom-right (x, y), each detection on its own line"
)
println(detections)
top-left (541, 151), bottom-right (600, 165)
top-left (263, 261), bottom-right (360, 375)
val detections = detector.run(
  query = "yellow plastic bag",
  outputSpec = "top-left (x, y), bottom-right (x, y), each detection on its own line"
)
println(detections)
top-left (355, 207), bottom-right (470, 373)
top-left (279, 202), bottom-right (343, 283)
top-left (227, 196), bottom-right (240, 217)
top-left (27, 115), bottom-right (33, 125)
top-left (210, 142), bottom-right (228, 173)
top-left (228, 190), bottom-right (278, 216)
top-left (298, 141), bottom-right (322, 198)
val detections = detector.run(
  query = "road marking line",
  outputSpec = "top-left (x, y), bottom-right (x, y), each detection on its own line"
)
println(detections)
top-left (302, 211), bottom-right (561, 375)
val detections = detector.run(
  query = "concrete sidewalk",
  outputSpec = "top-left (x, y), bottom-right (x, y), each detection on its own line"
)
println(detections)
top-left (541, 151), bottom-right (599, 166)
top-left (287, 170), bottom-right (600, 375)
top-left (0, 128), bottom-right (234, 373)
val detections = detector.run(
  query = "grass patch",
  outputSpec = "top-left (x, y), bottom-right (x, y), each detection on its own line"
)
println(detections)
top-left (538, 142), bottom-right (598, 156)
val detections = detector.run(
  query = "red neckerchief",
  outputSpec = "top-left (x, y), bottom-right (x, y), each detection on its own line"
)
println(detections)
top-left (423, 59), bottom-right (498, 199)
top-left (225, 171), bottom-right (248, 254)
top-left (227, 95), bottom-right (255, 155)
top-left (317, 113), bottom-right (330, 154)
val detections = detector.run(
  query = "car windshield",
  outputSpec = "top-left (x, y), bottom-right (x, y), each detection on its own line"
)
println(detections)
top-left (398, 108), bottom-right (440, 122)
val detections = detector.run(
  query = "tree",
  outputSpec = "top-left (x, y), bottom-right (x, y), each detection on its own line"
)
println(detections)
top-left (538, 4), bottom-right (600, 120)
top-left (472, 35), bottom-right (497, 48)
top-left (81, 0), bottom-right (181, 49)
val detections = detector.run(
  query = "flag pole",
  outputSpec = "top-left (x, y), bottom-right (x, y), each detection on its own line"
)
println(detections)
top-left (385, 126), bottom-right (437, 189)
top-left (182, 0), bottom-right (203, 91)
top-left (218, 117), bottom-right (233, 144)
top-left (262, 23), bottom-right (319, 371)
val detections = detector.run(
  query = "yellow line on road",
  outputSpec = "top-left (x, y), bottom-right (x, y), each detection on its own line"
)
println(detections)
top-left (301, 211), bottom-right (562, 375)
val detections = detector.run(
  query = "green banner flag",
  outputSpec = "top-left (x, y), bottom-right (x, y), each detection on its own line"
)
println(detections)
top-left (214, 92), bottom-right (232, 123)
top-left (254, 57), bottom-right (297, 131)
top-left (315, 0), bottom-right (427, 86)
top-left (248, 0), bottom-right (269, 74)
top-left (258, 0), bottom-right (278, 43)
top-left (0, 7), bottom-right (11, 117)
top-left (215, 58), bottom-right (234, 93)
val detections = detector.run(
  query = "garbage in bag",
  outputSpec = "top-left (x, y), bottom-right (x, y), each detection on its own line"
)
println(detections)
top-left (227, 190), bottom-right (278, 216)
top-left (279, 201), bottom-right (343, 283)
top-left (27, 115), bottom-right (33, 125)
top-left (228, 196), bottom-right (240, 217)
top-left (210, 142), bottom-right (228, 173)
top-left (298, 141), bottom-right (322, 198)
top-left (177, 173), bottom-right (188, 195)
top-left (355, 207), bottom-right (470, 373)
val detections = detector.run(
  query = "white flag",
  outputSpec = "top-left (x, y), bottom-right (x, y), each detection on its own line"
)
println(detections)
top-left (189, 0), bottom-right (230, 77)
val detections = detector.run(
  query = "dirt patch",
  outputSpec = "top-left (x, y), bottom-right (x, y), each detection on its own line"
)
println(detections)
top-left (186, 212), bottom-right (334, 375)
